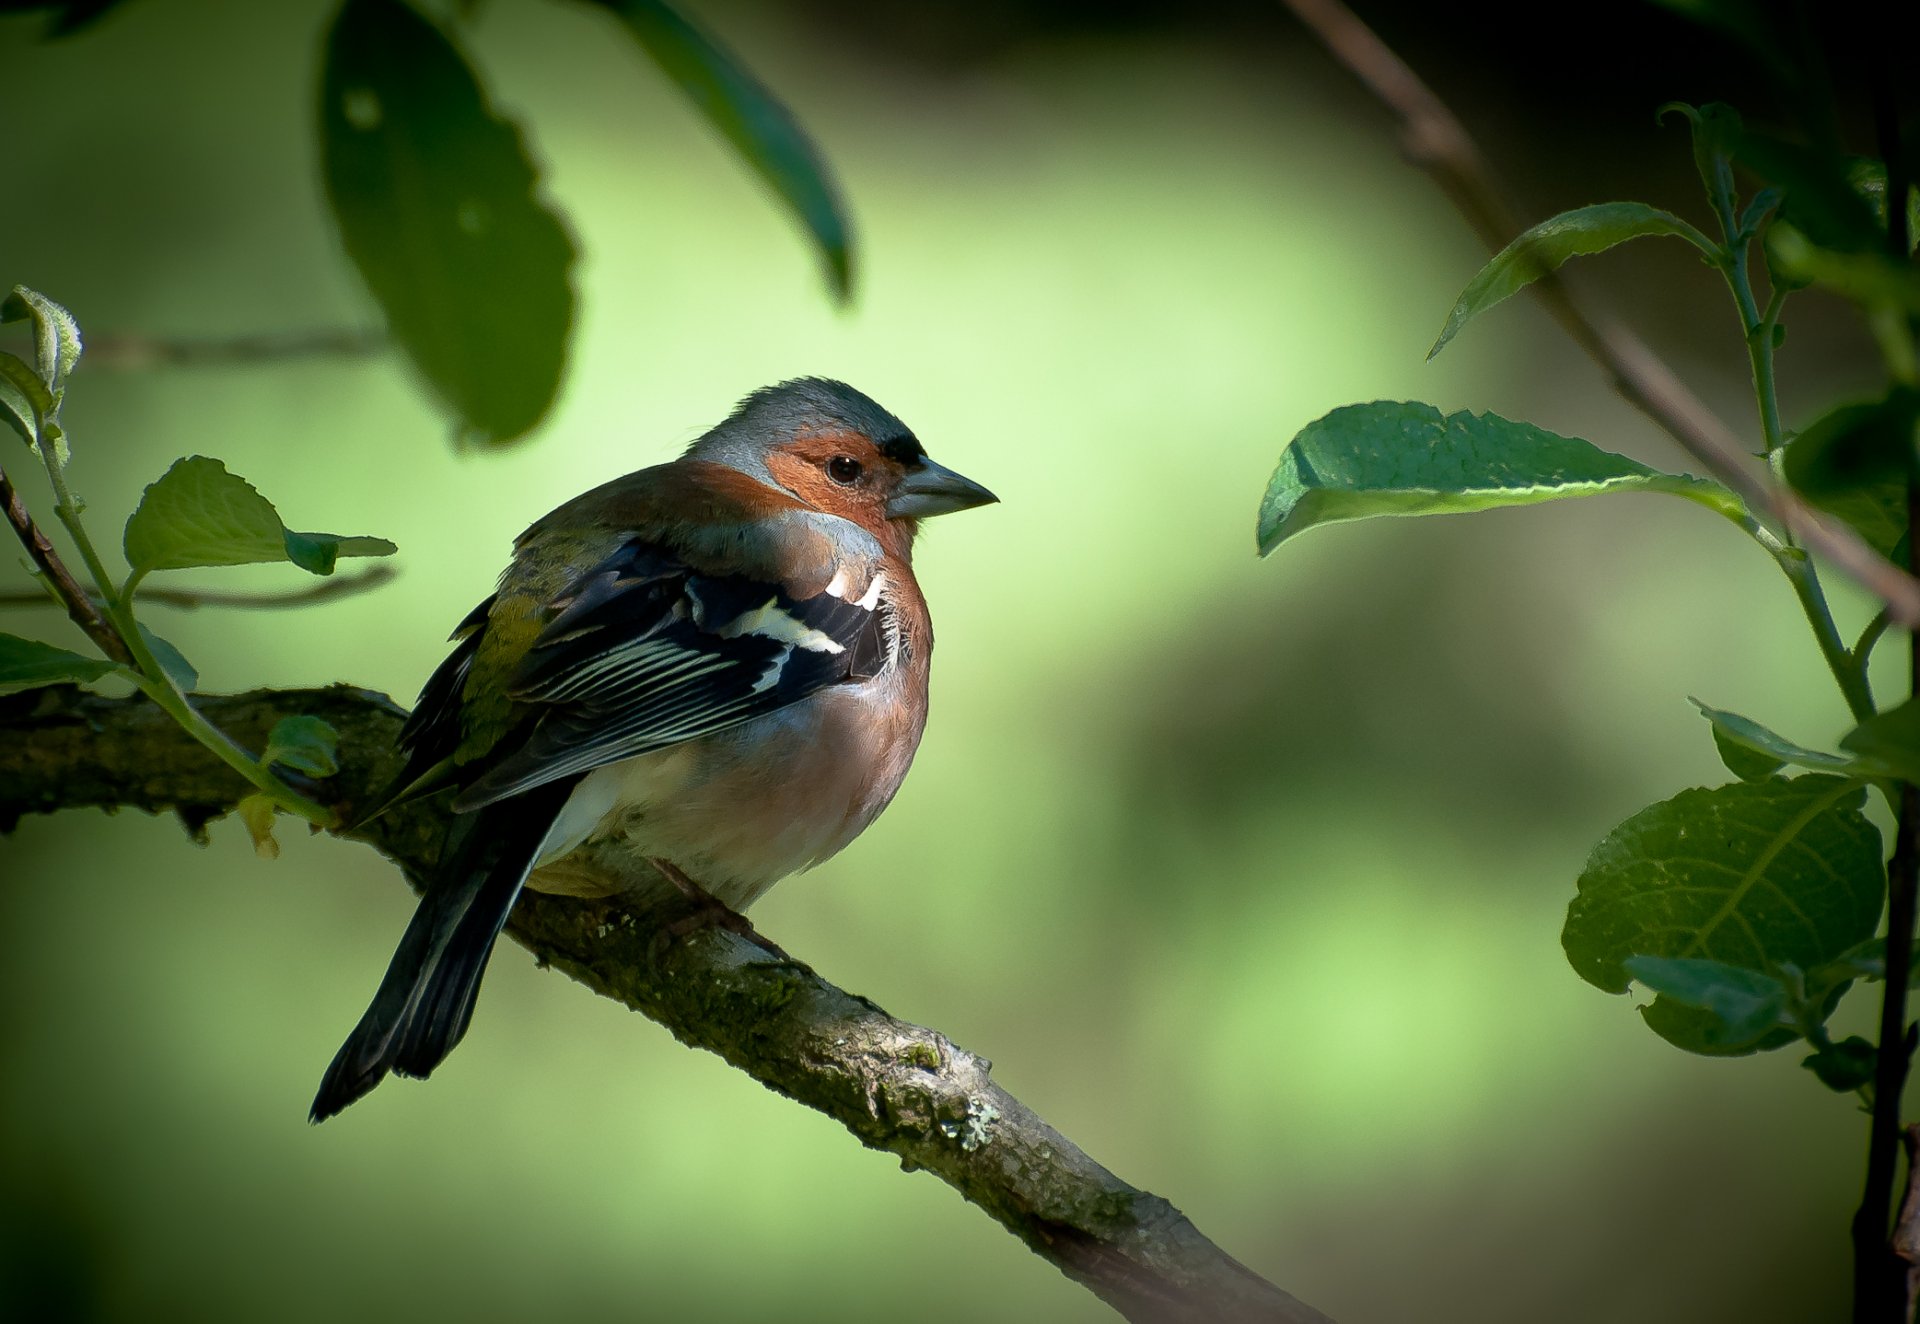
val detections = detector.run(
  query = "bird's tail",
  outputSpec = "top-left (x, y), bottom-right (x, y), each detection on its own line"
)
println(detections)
top-left (310, 779), bottom-right (577, 1122)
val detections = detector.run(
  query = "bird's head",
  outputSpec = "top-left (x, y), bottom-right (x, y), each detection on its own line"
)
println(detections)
top-left (687, 378), bottom-right (997, 551)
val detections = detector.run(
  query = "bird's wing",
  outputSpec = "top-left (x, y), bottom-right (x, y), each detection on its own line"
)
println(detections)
top-left (448, 536), bottom-right (893, 809)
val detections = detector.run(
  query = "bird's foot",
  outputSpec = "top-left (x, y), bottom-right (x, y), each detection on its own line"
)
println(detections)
top-left (647, 857), bottom-right (795, 963)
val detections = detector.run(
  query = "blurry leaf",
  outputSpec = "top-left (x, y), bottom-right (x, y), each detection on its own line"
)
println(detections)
top-left (1736, 133), bottom-right (1885, 253)
top-left (137, 623), bottom-right (198, 692)
top-left (1738, 185), bottom-right (1784, 237)
top-left (1645, 1), bottom-right (1801, 87)
top-left (0, 350), bottom-right (51, 448)
top-left (1622, 955), bottom-right (1790, 1052)
top-left (1802, 1036), bottom-right (1877, 1092)
top-left (1660, 102), bottom-right (1742, 223)
top-left (1691, 699), bottom-right (1855, 778)
top-left (1849, 159), bottom-right (1920, 254)
top-left (1430, 202), bottom-right (1716, 358)
top-left (1258, 402), bottom-right (1743, 555)
top-left (1562, 775), bottom-right (1883, 1055)
top-left (320, 0), bottom-right (576, 446)
top-left (0, 631), bottom-right (118, 694)
top-left (0, 285), bottom-right (82, 392)
top-left (1782, 391), bottom-right (1919, 557)
top-left (1813, 937), bottom-right (1920, 987)
top-left (581, 0), bottom-right (852, 301)
top-left (123, 456), bottom-right (396, 577)
top-left (263, 715), bottom-right (340, 777)
top-left (236, 793), bottom-right (282, 860)
top-left (0, 0), bottom-right (136, 36)
top-left (1841, 699), bottom-right (1920, 785)
top-left (1769, 223), bottom-right (1920, 313)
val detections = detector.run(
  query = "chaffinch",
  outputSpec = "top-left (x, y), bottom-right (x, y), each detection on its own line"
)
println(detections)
top-left (311, 378), bottom-right (995, 1121)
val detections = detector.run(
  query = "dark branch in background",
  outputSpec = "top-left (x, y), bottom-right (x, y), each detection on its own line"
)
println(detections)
top-left (0, 564), bottom-right (397, 612)
top-left (0, 460), bottom-right (133, 664)
top-left (0, 684), bottom-right (1333, 1324)
top-left (1858, 44), bottom-right (1919, 1322)
top-left (76, 326), bottom-right (388, 370)
top-left (1276, 0), bottom-right (1920, 627)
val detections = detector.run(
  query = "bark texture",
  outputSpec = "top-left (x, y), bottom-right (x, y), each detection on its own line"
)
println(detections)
top-left (0, 682), bottom-right (1331, 1324)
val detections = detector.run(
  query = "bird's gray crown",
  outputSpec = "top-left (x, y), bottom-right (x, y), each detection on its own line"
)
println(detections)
top-left (685, 378), bottom-right (914, 484)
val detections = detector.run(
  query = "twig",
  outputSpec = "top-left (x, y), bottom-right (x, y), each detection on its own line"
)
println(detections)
top-left (0, 460), bottom-right (133, 665)
top-left (1276, 0), bottom-right (1920, 627)
top-left (72, 326), bottom-right (388, 370)
top-left (0, 683), bottom-right (1333, 1324)
top-left (0, 563), bottom-right (398, 612)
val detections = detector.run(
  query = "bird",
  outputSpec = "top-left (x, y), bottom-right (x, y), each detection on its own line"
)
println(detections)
top-left (310, 378), bottom-right (996, 1121)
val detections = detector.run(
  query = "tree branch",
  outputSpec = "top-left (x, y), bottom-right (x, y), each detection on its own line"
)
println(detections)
top-left (0, 682), bottom-right (1332, 1324)
top-left (0, 460), bottom-right (134, 665)
top-left (1276, 0), bottom-right (1920, 626)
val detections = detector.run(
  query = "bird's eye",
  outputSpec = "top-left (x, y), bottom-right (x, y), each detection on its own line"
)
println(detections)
top-left (827, 455), bottom-right (863, 485)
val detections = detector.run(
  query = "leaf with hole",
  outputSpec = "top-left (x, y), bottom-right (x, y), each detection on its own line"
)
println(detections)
top-left (123, 457), bottom-right (396, 578)
top-left (1430, 202), bottom-right (1717, 359)
top-left (1258, 402), bottom-right (1742, 554)
top-left (0, 285), bottom-right (82, 391)
top-left (1562, 775), bottom-right (1883, 1055)
top-left (580, 0), bottom-right (852, 301)
top-left (0, 631), bottom-right (119, 695)
top-left (320, 0), bottom-right (576, 446)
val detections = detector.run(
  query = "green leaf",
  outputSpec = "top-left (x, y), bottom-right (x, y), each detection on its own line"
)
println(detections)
top-left (123, 456), bottom-right (396, 577)
top-left (1659, 102), bottom-right (1742, 225)
top-left (0, 285), bottom-right (83, 391)
top-left (1622, 955), bottom-right (1790, 1052)
top-left (1735, 132), bottom-right (1885, 254)
top-left (1841, 698), bottom-right (1920, 785)
top-left (1781, 391), bottom-right (1919, 558)
top-left (0, 631), bottom-right (119, 694)
top-left (1430, 202), bottom-right (1717, 358)
top-left (1802, 1036), bottom-right (1877, 1092)
top-left (581, 0), bottom-right (852, 301)
top-left (1769, 223), bottom-right (1920, 313)
top-left (1710, 725), bottom-right (1785, 782)
top-left (0, 350), bottom-right (51, 449)
top-left (1690, 699), bottom-right (1856, 779)
top-left (137, 623), bottom-right (198, 692)
top-left (320, 0), bottom-right (576, 446)
top-left (1258, 401), bottom-right (1743, 555)
top-left (263, 715), bottom-right (340, 777)
top-left (1562, 775), bottom-right (1884, 1055)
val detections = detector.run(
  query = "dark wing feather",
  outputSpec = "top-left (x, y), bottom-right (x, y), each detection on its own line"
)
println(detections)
top-left (451, 536), bottom-right (889, 810)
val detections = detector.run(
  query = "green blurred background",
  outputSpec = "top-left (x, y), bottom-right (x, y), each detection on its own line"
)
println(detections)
top-left (0, 2), bottom-right (1899, 1320)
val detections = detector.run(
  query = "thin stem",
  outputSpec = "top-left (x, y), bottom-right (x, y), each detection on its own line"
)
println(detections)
top-left (1749, 523), bottom-right (1877, 722)
top-left (0, 563), bottom-right (397, 612)
top-left (0, 461), bottom-right (132, 664)
top-left (1858, 609), bottom-right (1895, 675)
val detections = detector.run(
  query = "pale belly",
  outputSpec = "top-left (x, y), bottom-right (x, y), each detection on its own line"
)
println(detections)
top-left (523, 675), bottom-right (923, 911)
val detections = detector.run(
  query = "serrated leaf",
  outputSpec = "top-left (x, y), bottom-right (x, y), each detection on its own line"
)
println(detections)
top-left (1430, 202), bottom-right (1717, 358)
top-left (236, 793), bottom-right (282, 860)
top-left (580, 0), bottom-right (852, 301)
top-left (1802, 1036), bottom-right (1877, 1092)
top-left (0, 285), bottom-right (82, 391)
top-left (1841, 698), bottom-right (1920, 785)
top-left (1563, 776), bottom-right (1884, 1055)
top-left (1691, 700), bottom-right (1855, 779)
top-left (137, 623), bottom-right (198, 693)
top-left (1623, 955), bottom-right (1790, 1051)
top-left (263, 715), bottom-right (340, 777)
top-left (1258, 402), bottom-right (1743, 554)
top-left (0, 631), bottom-right (119, 694)
top-left (123, 456), bottom-right (396, 577)
top-left (320, 0), bottom-right (576, 446)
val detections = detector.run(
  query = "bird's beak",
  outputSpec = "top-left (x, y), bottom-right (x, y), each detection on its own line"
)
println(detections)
top-left (886, 457), bottom-right (999, 520)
